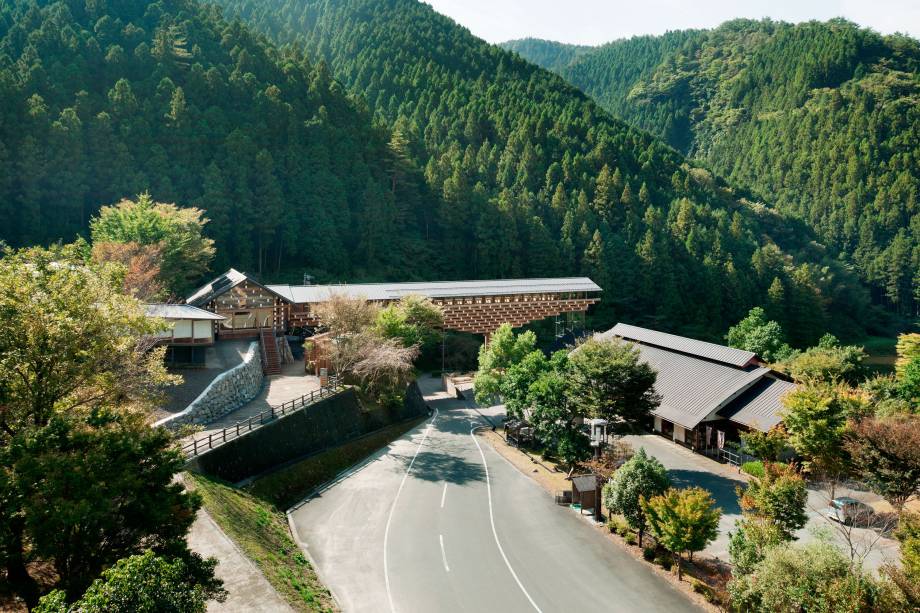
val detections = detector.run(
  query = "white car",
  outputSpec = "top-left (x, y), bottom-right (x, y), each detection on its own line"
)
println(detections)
top-left (826, 497), bottom-right (874, 526)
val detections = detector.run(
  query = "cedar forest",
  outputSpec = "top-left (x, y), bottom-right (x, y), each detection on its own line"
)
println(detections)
top-left (0, 0), bottom-right (914, 347)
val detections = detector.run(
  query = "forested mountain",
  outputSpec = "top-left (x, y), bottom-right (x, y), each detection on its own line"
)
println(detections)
top-left (502, 38), bottom-right (593, 73)
top-left (503, 20), bottom-right (920, 318)
top-left (0, 0), bottom-right (440, 279)
top-left (0, 1), bottom-right (881, 344)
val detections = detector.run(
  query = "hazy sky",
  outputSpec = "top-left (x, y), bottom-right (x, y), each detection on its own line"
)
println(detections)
top-left (425, 0), bottom-right (920, 45)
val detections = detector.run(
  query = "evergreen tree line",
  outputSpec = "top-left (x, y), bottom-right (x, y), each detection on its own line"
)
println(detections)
top-left (0, 0), bottom-right (882, 344)
top-left (506, 19), bottom-right (920, 318)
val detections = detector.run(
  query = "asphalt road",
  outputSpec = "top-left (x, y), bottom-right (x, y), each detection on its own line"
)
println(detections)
top-left (289, 377), bottom-right (699, 613)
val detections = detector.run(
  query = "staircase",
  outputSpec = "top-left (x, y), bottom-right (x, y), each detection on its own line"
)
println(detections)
top-left (259, 328), bottom-right (282, 375)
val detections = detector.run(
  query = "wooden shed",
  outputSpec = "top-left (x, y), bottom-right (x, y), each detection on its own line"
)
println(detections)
top-left (571, 474), bottom-right (599, 514)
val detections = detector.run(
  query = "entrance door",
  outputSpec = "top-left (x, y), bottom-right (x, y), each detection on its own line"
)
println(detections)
top-left (661, 419), bottom-right (674, 438)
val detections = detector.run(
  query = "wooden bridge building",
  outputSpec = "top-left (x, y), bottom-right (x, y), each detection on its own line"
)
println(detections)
top-left (185, 269), bottom-right (601, 340)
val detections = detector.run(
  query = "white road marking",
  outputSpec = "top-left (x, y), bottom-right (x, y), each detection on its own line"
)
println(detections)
top-left (439, 534), bottom-right (450, 572)
top-left (440, 482), bottom-right (448, 509)
top-left (470, 424), bottom-right (544, 613)
top-left (384, 409), bottom-right (438, 613)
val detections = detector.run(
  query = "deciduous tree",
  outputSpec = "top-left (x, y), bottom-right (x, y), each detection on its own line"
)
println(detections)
top-left (641, 487), bottom-right (721, 579)
top-left (602, 448), bottom-right (670, 547)
top-left (845, 415), bottom-right (920, 512)
top-left (567, 337), bottom-right (660, 434)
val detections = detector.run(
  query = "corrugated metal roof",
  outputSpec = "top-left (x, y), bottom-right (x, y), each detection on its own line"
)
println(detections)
top-left (265, 277), bottom-right (601, 303)
top-left (594, 327), bottom-right (770, 430)
top-left (144, 303), bottom-right (225, 320)
top-left (717, 376), bottom-right (796, 432)
top-left (610, 323), bottom-right (756, 367)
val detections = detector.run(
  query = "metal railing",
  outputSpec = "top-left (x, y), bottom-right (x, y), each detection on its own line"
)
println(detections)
top-left (181, 376), bottom-right (342, 458)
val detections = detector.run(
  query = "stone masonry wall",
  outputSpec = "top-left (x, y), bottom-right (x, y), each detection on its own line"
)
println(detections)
top-left (155, 341), bottom-right (263, 430)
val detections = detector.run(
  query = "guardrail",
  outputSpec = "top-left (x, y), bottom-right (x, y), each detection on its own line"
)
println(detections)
top-left (181, 376), bottom-right (343, 458)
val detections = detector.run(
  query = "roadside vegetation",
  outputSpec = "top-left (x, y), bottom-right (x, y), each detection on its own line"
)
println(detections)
top-left (185, 473), bottom-right (336, 612)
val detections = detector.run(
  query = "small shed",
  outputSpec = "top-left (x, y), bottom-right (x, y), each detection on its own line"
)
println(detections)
top-left (571, 474), bottom-right (599, 514)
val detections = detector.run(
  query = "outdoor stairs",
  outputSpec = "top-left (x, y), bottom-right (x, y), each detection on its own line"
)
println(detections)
top-left (259, 328), bottom-right (282, 375)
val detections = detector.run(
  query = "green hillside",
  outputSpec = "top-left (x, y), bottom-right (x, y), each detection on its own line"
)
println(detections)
top-left (0, 0), bottom-right (882, 343)
top-left (0, 0), bottom-right (438, 280)
top-left (505, 20), bottom-right (920, 319)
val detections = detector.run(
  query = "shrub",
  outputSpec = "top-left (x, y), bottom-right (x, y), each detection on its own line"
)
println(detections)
top-left (624, 532), bottom-right (637, 546)
top-left (689, 577), bottom-right (717, 603)
top-left (655, 553), bottom-right (673, 570)
top-left (607, 515), bottom-right (629, 536)
top-left (741, 460), bottom-right (765, 479)
top-left (642, 546), bottom-right (657, 561)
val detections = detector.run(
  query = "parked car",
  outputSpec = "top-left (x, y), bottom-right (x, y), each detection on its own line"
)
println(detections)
top-left (826, 497), bottom-right (874, 526)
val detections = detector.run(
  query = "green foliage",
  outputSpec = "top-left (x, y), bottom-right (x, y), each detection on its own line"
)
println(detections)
top-left (568, 337), bottom-right (660, 434)
top-left (779, 338), bottom-right (867, 385)
top-left (896, 513), bottom-right (920, 584)
top-left (641, 487), bottom-right (721, 579)
top-left (513, 20), bottom-right (920, 321)
top-left (738, 462), bottom-right (808, 540)
top-left (90, 193), bottom-right (215, 296)
top-left (727, 519), bottom-right (785, 576)
top-left (895, 334), bottom-right (920, 377)
top-left (739, 428), bottom-right (787, 462)
top-left (728, 540), bottom-right (882, 613)
top-left (474, 324), bottom-right (538, 403)
top-left (374, 294), bottom-right (444, 350)
top-left (5, 411), bottom-right (202, 599)
top-left (726, 307), bottom-right (793, 363)
top-left (498, 350), bottom-right (553, 419)
top-left (34, 550), bottom-right (225, 613)
top-left (781, 383), bottom-right (857, 476)
top-left (603, 448), bottom-right (671, 547)
top-left (210, 0), bottom-right (877, 340)
top-left (740, 461), bottom-right (765, 479)
top-left (0, 245), bottom-right (175, 438)
top-left (527, 368), bottom-right (590, 468)
top-left (900, 357), bottom-right (920, 406)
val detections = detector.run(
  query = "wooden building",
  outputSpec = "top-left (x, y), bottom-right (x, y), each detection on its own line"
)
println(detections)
top-left (144, 303), bottom-right (225, 366)
top-left (184, 269), bottom-right (602, 341)
top-left (595, 323), bottom-right (796, 456)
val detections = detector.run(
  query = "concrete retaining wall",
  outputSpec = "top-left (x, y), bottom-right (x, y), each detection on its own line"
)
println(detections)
top-left (191, 382), bottom-right (428, 482)
top-left (155, 341), bottom-right (263, 430)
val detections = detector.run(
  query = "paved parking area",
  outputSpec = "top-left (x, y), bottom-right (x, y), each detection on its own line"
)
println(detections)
top-left (621, 434), bottom-right (901, 571)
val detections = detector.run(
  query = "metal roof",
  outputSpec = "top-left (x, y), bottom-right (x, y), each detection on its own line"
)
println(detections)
top-left (144, 303), bottom-right (225, 320)
top-left (593, 327), bottom-right (767, 430)
top-left (571, 475), bottom-right (599, 492)
top-left (717, 376), bottom-right (796, 432)
top-left (265, 277), bottom-right (601, 304)
top-left (609, 323), bottom-right (757, 367)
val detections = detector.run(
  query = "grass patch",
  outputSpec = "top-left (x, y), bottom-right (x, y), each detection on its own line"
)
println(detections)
top-left (741, 460), bottom-right (765, 479)
top-left (248, 417), bottom-right (426, 511)
top-left (186, 472), bottom-right (337, 612)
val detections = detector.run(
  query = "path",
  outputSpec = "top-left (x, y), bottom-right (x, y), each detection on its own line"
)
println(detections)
top-left (623, 434), bottom-right (901, 570)
top-left (289, 375), bottom-right (700, 613)
top-left (187, 509), bottom-right (292, 612)
top-left (199, 361), bottom-right (321, 436)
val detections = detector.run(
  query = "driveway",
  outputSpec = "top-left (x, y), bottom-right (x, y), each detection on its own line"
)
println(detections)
top-left (622, 434), bottom-right (901, 571)
top-left (288, 376), bottom-right (701, 613)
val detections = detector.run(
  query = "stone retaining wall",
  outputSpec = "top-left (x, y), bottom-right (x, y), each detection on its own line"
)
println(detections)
top-left (155, 341), bottom-right (263, 430)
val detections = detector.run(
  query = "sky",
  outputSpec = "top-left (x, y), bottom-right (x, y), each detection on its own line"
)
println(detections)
top-left (424, 0), bottom-right (920, 45)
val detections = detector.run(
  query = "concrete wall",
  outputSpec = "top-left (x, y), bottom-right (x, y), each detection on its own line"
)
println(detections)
top-left (155, 341), bottom-right (263, 430)
top-left (191, 382), bottom-right (428, 483)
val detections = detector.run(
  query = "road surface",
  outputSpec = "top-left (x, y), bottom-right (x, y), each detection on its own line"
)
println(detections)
top-left (288, 377), bottom-right (700, 613)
